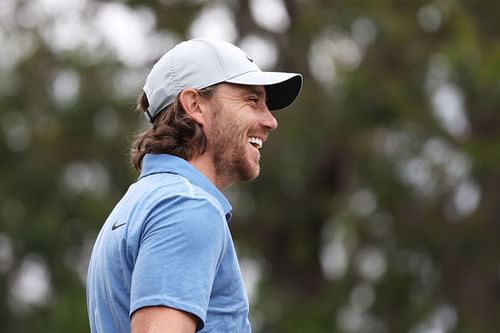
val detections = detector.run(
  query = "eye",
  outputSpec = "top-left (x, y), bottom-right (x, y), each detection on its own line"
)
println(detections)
top-left (247, 95), bottom-right (259, 106)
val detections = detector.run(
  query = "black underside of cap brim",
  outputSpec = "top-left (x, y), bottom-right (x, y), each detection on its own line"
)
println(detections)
top-left (265, 75), bottom-right (303, 111)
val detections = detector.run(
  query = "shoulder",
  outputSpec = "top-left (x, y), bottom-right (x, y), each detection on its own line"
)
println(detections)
top-left (131, 173), bottom-right (228, 237)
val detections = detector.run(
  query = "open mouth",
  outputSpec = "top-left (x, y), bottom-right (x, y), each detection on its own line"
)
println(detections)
top-left (248, 137), bottom-right (263, 149)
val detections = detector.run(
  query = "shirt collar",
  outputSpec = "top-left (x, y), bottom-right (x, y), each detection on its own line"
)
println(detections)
top-left (139, 154), bottom-right (233, 222)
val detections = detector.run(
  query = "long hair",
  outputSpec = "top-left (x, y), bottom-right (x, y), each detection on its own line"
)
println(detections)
top-left (130, 86), bottom-right (216, 171)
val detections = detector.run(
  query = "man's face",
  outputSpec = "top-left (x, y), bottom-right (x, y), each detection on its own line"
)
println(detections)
top-left (205, 83), bottom-right (278, 185)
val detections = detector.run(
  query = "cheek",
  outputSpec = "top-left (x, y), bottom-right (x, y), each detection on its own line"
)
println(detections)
top-left (210, 104), bottom-right (252, 145)
top-left (221, 115), bottom-right (247, 138)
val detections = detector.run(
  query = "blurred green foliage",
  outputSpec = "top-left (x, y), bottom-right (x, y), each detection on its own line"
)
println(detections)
top-left (1, 0), bottom-right (499, 332)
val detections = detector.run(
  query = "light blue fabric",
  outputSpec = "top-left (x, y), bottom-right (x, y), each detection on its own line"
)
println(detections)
top-left (86, 154), bottom-right (251, 332)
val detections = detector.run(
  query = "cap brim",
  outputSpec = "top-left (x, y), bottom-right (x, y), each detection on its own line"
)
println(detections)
top-left (226, 71), bottom-right (303, 110)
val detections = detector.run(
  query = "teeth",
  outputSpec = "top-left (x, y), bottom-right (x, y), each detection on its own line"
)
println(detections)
top-left (248, 137), bottom-right (263, 149)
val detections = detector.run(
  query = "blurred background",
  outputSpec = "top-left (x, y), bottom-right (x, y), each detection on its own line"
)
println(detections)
top-left (1, 0), bottom-right (499, 332)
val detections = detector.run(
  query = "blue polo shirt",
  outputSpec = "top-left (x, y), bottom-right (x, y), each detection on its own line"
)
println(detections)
top-left (86, 154), bottom-right (251, 332)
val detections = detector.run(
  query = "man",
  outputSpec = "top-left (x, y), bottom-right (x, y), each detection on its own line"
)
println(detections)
top-left (86, 38), bottom-right (302, 332)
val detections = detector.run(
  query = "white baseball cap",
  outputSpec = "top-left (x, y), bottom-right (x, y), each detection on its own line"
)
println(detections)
top-left (142, 38), bottom-right (303, 122)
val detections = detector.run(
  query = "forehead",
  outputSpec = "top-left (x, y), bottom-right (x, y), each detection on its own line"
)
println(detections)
top-left (218, 83), bottom-right (266, 97)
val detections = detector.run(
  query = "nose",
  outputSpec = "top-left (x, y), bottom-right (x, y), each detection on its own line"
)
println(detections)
top-left (261, 106), bottom-right (278, 131)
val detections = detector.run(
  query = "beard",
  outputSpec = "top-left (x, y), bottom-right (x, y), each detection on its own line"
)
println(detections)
top-left (209, 102), bottom-right (260, 184)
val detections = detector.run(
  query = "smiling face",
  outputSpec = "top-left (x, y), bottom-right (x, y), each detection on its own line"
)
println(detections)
top-left (205, 83), bottom-right (278, 187)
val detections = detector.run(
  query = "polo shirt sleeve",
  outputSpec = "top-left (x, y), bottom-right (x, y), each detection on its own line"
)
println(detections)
top-left (129, 194), bottom-right (227, 330)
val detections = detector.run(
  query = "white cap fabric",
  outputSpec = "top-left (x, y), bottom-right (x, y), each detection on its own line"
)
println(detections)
top-left (142, 39), bottom-right (303, 122)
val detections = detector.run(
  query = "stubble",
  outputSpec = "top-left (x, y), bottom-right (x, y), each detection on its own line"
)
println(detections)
top-left (210, 101), bottom-right (260, 184)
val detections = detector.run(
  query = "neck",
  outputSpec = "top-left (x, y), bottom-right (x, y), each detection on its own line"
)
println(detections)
top-left (188, 154), bottom-right (232, 190)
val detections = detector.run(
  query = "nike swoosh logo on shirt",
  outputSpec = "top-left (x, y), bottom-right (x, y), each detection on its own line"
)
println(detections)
top-left (111, 221), bottom-right (126, 231)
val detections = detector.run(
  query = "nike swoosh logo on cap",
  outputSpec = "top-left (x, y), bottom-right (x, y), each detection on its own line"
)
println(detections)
top-left (111, 221), bottom-right (126, 231)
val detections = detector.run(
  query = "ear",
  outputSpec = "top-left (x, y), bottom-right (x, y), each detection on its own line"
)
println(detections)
top-left (178, 88), bottom-right (206, 126)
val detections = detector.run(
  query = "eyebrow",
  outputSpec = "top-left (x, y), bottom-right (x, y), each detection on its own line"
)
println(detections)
top-left (241, 85), bottom-right (266, 98)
